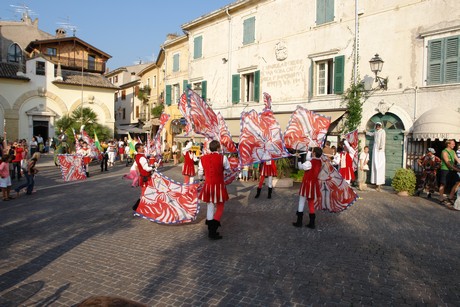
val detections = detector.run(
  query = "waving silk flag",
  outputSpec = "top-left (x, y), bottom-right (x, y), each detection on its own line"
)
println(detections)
top-left (343, 129), bottom-right (359, 171)
top-left (284, 106), bottom-right (331, 151)
top-left (186, 89), bottom-right (218, 139)
top-left (239, 109), bottom-right (290, 166)
top-left (135, 172), bottom-right (200, 224)
top-left (179, 92), bottom-right (193, 135)
top-left (57, 154), bottom-right (87, 181)
top-left (79, 127), bottom-right (100, 159)
top-left (263, 92), bottom-right (272, 110)
top-left (217, 113), bottom-right (237, 153)
top-left (150, 113), bottom-right (170, 159)
top-left (316, 156), bottom-right (358, 213)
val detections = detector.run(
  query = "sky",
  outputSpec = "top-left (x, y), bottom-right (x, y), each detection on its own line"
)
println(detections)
top-left (1, 0), bottom-right (234, 71)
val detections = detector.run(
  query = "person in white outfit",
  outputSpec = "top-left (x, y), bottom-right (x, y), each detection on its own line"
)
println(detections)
top-left (365, 122), bottom-right (386, 191)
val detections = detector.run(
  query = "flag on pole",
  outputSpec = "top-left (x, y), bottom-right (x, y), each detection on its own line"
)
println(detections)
top-left (94, 132), bottom-right (102, 152)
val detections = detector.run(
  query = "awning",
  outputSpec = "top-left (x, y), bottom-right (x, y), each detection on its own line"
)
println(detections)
top-left (411, 108), bottom-right (460, 141)
top-left (116, 125), bottom-right (146, 134)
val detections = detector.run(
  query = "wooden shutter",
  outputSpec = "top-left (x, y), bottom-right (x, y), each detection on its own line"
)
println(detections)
top-left (428, 39), bottom-right (443, 85)
top-left (445, 36), bottom-right (459, 83)
top-left (201, 80), bottom-right (207, 101)
top-left (325, 0), bottom-right (334, 23)
top-left (254, 70), bottom-right (260, 102)
top-left (334, 55), bottom-right (345, 94)
top-left (183, 80), bottom-right (188, 93)
top-left (243, 17), bottom-right (255, 45)
top-left (232, 74), bottom-right (240, 104)
top-left (165, 85), bottom-right (172, 106)
top-left (173, 54), bottom-right (179, 72)
top-left (194, 36), bottom-right (202, 59)
top-left (316, 0), bottom-right (325, 25)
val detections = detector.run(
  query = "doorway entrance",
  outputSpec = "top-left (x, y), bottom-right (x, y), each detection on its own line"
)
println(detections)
top-left (33, 120), bottom-right (49, 143)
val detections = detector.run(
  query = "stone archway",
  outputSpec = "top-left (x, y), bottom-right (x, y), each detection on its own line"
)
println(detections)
top-left (365, 113), bottom-right (405, 185)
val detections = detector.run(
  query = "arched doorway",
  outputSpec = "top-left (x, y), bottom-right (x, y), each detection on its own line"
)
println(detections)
top-left (365, 113), bottom-right (404, 185)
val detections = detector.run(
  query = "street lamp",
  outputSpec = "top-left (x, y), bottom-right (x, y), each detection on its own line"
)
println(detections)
top-left (369, 54), bottom-right (388, 90)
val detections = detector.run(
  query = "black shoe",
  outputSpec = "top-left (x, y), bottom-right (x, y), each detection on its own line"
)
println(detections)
top-left (427, 193), bottom-right (431, 199)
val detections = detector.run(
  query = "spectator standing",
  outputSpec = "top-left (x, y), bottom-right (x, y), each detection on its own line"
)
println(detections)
top-left (439, 139), bottom-right (460, 205)
top-left (29, 137), bottom-right (38, 157)
top-left (118, 140), bottom-right (125, 164)
top-left (15, 152), bottom-right (40, 197)
top-left (11, 141), bottom-right (23, 180)
top-left (0, 154), bottom-right (14, 201)
top-left (171, 141), bottom-right (179, 166)
top-left (416, 148), bottom-right (441, 199)
top-left (107, 140), bottom-right (117, 167)
top-left (36, 134), bottom-right (44, 153)
top-left (358, 146), bottom-right (370, 191)
top-left (365, 122), bottom-right (386, 191)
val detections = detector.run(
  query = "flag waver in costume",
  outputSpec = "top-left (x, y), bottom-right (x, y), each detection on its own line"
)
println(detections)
top-left (343, 129), bottom-right (359, 172)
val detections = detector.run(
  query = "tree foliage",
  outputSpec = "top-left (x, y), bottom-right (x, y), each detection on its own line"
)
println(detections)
top-left (55, 107), bottom-right (113, 148)
top-left (151, 104), bottom-right (164, 118)
top-left (341, 82), bottom-right (369, 133)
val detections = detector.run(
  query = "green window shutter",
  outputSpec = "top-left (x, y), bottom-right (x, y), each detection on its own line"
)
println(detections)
top-left (428, 39), bottom-right (443, 85)
top-left (194, 36), bottom-right (202, 59)
top-left (445, 36), bottom-right (459, 83)
top-left (183, 80), bottom-right (188, 93)
top-left (165, 85), bottom-right (172, 106)
top-left (173, 54), bottom-right (179, 72)
top-left (243, 17), bottom-right (255, 45)
top-left (201, 80), bottom-right (207, 101)
top-left (334, 55), bottom-right (345, 94)
top-left (254, 70), bottom-right (260, 102)
top-left (308, 61), bottom-right (313, 98)
top-left (325, 0), bottom-right (334, 23)
top-left (232, 74), bottom-right (240, 104)
top-left (316, 0), bottom-right (326, 25)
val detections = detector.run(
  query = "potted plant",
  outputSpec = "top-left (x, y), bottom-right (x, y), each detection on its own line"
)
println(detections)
top-left (391, 168), bottom-right (417, 196)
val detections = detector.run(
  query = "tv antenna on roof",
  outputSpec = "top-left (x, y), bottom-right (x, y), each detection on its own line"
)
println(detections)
top-left (9, 4), bottom-right (37, 20)
top-left (57, 16), bottom-right (78, 36)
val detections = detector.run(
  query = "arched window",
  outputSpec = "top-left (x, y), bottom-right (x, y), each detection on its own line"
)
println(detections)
top-left (8, 43), bottom-right (23, 63)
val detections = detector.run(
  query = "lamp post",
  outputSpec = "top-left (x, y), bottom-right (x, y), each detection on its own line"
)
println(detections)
top-left (369, 54), bottom-right (388, 90)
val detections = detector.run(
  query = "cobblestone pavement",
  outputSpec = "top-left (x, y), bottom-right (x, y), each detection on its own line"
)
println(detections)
top-left (0, 154), bottom-right (459, 306)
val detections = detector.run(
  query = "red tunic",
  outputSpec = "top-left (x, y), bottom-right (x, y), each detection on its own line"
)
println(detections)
top-left (135, 154), bottom-right (152, 187)
top-left (182, 151), bottom-right (196, 176)
top-left (260, 160), bottom-right (277, 177)
top-left (198, 153), bottom-right (229, 203)
top-left (299, 158), bottom-right (322, 199)
top-left (339, 152), bottom-right (355, 181)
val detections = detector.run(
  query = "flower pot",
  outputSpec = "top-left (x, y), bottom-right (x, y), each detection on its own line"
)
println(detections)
top-left (397, 191), bottom-right (409, 197)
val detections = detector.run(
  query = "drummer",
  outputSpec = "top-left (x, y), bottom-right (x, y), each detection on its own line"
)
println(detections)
top-left (78, 141), bottom-right (92, 177)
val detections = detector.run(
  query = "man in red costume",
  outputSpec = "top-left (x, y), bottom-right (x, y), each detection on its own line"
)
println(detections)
top-left (132, 143), bottom-right (156, 211)
top-left (198, 140), bottom-right (230, 240)
top-left (338, 139), bottom-right (356, 184)
top-left (182, 140), bottom-right (198, 184)
top-left (293, 147), bottom-right (323, 229)
top-left (255, 153), bottom-right (277, 199)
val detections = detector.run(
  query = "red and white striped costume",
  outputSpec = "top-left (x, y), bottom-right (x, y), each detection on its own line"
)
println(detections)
top-left (182, 150), bottom-right (196, 177)
top-left (198, 152), bottom-right (230, 203)
top-left (260, 160), bottom-right (277, 177)
top-left (299, 157), bottom-right (322, 199)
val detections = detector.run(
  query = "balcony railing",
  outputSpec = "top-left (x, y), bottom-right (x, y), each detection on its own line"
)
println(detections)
top-left (42, 54), bottom-right (106, 73)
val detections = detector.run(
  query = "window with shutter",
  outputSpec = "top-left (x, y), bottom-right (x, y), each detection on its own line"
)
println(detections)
top-left (165, 85), bottom-right (172, 106)
top-left (173, 54), bottom-right (180, 72)
top-left (316, 0), bottom-right (334, 25)
top-left (201, 81), bottom-right (207, 101)
top-left (243, 17), bottom-right (255, 45)
top-left (232, 74), bottom-right (240, 104)
top-left (194, 36), bottom-right (202, 59)
top-left (427, 35), bottom-right (460, 85)
top-left (334, 55), bottom-right (345, 94)
top-left (254, 71), bottom-right (260, 102)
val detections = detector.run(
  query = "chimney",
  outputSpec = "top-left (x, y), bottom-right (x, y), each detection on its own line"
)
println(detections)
top-left (55, 28), bottom-right (67, 38)
top-left (55, 62), bottom-right (63, 81)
